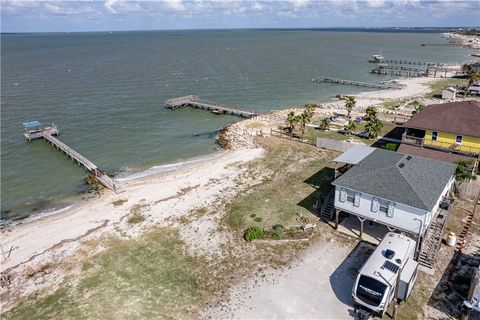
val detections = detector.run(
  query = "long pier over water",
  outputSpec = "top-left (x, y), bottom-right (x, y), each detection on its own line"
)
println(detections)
top-left (165, 95), bottom-right (257, 118)
top-left (23, 122), bottom-right (116, 192)
top-left (312, 78), bottom-right (403, 90)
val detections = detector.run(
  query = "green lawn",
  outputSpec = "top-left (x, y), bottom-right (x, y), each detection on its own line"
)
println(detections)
top-left (426, 78), bottom-right (468, 98)
top-left (226, 138), bottom-right (336, 231)
top-left (305, 121), bottom-right (396, 146)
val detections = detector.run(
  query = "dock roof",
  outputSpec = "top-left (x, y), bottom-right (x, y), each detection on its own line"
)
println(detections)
top-left (332, 148), bottom-right (456, 211)
top-left (404, 100), bottom-right (480, 138)
top-left (22, 121), bottom-right (42, 128)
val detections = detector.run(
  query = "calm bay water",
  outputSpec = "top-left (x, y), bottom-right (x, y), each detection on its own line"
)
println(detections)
top-left (0, 29), bottom-right (471, 221)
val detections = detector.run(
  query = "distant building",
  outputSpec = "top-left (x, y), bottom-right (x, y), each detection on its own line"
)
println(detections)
top-left (467, 83), bottom-right (480, 96)
top-left (399, 101), bottom-right (480, 163)
top-left (442, 86), bottom-right (457, 100)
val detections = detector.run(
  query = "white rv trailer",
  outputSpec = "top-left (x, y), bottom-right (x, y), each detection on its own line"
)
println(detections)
top-left (352, 232), bottom-right (418, 316)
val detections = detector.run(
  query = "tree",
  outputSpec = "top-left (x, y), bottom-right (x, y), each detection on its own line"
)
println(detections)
top-left (285, 111), bottom-right (298, 136)
top-left (344, 120), bottom-right (357, 136)
top-left (365, 106), bottom-right (378, 120)
top-left (297, 113), bottom-right (308, 139)
top-left (411, 101), bottom-right (425, 115)
top-left (467, 71), bottom-right (480, 87)
top-left (455, 161), bottom-right (477, 183)
top-left (345, 96), bottom-right (356, 119)
top-left (303, 103), bottom-right (315, 123)
top-left (319, 118), bottom-right (331, 131)
top-left (364, 118), bottom-right (384, 139)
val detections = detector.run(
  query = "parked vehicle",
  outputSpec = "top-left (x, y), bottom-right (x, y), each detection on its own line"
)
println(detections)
top-left (352, 232), bottom-right (418, 317)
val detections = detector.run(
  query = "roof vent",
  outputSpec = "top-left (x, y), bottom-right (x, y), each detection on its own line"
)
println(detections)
top-left (406, 156), bottom-right (412, 161)
top-left (398, 163), bottom-right (405, 168)
top-left (384, 249), bottom-right (395, 259)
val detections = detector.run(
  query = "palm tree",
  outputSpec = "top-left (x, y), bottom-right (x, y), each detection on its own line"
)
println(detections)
top-left (298, 113), bottom-right (308, 140)
top-left (285, 111), bottom-right (298, 136)
top-left (468, 71), bottom-right (480, 87)
top-left (344, 120), bottom-right (357, 136)
top-left (319, 118), bottom-right (331, 131)
top-left (365, 106), bottom-right (378, 120)
top-left (345, 96), bottom-right (356, 119)
top-left (365, 118), bottom-right (384, 139)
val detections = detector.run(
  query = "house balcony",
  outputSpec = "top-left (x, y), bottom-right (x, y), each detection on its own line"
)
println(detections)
top-left (402, 132), bottom-right (480, 157)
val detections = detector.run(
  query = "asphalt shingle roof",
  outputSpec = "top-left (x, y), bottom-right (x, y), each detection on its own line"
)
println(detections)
top-left (332, 148), bottom-right (457, 211)
top-left (404, 100), bottom-right (480, 137)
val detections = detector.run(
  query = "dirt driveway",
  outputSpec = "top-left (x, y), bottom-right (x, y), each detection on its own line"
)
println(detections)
top-left (202, 240), bottom-right (374, 320)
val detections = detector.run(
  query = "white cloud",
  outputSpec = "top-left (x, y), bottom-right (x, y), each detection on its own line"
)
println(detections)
top-left (290, 0), bottom-right (310, 8)
top-left (164, 0), bottom-right (186, 11)
top-left (252, 1), bottom-right (263, 11)
top-left (104, 0), bottom-right (118, 14)
top-left (365, 0), bottom-right (385, 8)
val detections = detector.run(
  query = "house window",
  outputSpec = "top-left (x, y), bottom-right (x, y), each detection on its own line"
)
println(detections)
top-left (455, 135), bottom-right (463, 144)
top-left (347, 191), bottom-right (355, 204)
top-left (432, 131), bottom-right (438, 141)
top-left (379, 200), bottom-right (389, 214)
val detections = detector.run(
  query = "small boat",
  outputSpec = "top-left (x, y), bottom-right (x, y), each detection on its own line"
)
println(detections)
top-left (368, 54), bottom-right (384, 63)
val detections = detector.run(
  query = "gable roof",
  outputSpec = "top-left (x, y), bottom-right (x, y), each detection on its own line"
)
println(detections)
top-left (404, 101), bottom-right (480, 138)
top-left (332, 148), bottom-right (456, 211)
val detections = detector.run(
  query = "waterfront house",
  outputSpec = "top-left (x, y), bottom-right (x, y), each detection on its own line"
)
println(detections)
top-left (331, 147), bottom-right (456, 238)
top-left (399, 101), bottom-right (480, 163)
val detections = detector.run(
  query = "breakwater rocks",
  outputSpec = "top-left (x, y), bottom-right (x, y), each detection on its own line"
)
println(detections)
top-left (218, 117), bottom-right (275, 150)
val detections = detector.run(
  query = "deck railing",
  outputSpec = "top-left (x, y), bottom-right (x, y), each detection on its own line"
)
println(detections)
top-left (402, 133), bottom-right (480, 156)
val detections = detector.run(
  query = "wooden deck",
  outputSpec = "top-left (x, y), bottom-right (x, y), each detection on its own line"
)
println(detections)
top-left (26, 130), bottom-right (117, 192)
top-left (312, 78), bottom-right (403, 90)
top-left (165, 95), bottom-right (257, 118)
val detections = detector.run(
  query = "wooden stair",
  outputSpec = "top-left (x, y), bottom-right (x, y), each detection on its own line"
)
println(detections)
top-left (418, 207), bottom-right (450, 269)
top-left (320, 189), bottom-right (335, 222)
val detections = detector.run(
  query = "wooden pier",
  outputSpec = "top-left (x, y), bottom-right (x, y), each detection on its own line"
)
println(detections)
top-left (165, 95), bottom-right (257, 118)
top-left (23, 122), bottom-right (116, 192)
top-left (371, 64), bottom-right (426, 77)
top-left (380, 59), bottom-right (442, 66)
top-left (312, 78), bottom-right (403, 90)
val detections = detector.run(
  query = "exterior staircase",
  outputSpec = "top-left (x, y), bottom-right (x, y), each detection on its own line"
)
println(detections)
top-left (320, 189), bottom-right (335, 222)
top-left (418, 206), bottom-right (450, 269)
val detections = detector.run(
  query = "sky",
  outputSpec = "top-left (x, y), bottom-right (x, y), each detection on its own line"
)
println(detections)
top-left (1, 0), bottom-right (479, 32)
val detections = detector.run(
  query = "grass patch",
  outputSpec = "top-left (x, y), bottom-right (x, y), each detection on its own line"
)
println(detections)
top-left (253, 217), bottom-right (263, 223)
top-left (225, 137), bottom-right (335, 231)
top-left (127, 212), bottom-right (145, 224)
top-left (426, 78), bottom-right (468, 98)
top-left (112, 199), bottom-right (128, 207)
top-left (305, 121), bottom-right (395, 146)
top-left (3, 229), bottom-right (205, 319)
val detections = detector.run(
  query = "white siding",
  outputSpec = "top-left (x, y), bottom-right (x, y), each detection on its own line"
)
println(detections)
top-left (334, 187), bottom-right (434, 235)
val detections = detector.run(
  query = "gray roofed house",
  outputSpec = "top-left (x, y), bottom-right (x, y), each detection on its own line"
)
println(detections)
top-left (332, 148), bottom-right (457, 211)
top-left (330, 148), bottom-right (456, 241)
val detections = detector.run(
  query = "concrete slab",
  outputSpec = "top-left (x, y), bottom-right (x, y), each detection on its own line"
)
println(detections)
top-left (337, 215), bottom-right (389, 245)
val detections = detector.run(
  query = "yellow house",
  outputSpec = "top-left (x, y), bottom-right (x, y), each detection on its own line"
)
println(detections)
top-left (401, 101), bottom-right (480, 159)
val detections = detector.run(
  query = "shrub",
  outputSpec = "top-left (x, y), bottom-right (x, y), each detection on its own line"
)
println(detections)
top-left (127, 212), bottom-right (145, 224)
top-left (244, 227), bottom-right (265, 241)
top-left (249, 213), bottom-right (256, 218)
top-left (382, 143), bottom-right (398, 151)
top-left (253, 217), bottom-right (263, 223)
top-left (272, 230), bottom-right (283, 240)
top-left (272, 224), bottom-right (284, 231)
top-left (112, 199), bottom-right (128, 207)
